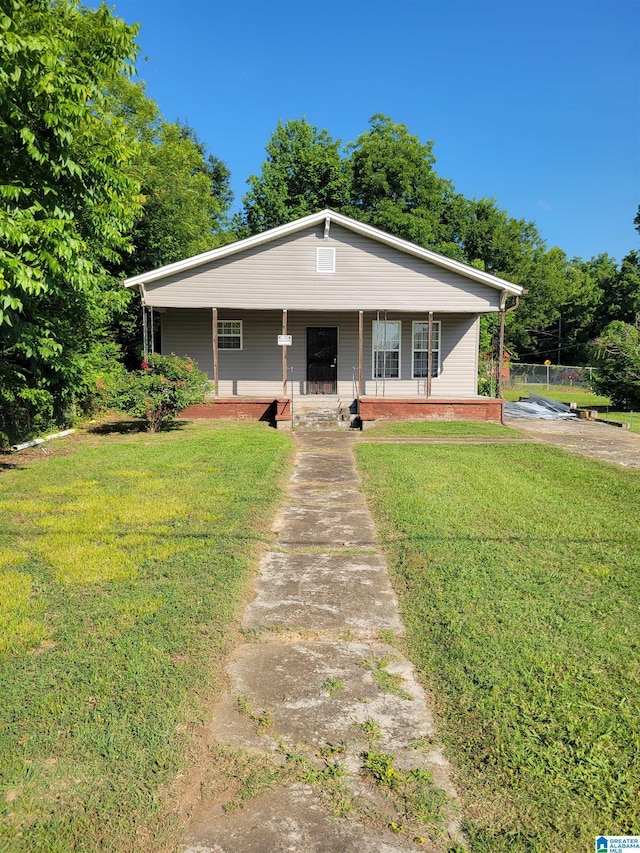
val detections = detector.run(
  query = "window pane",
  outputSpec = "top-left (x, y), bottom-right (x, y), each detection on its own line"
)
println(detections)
top-left (217, 320), bottom-right (242, 350)
top-left (384, 351), bottom-right (399, 377)
top-left (386, 323), bottom-right (400, 349)
top-left (412, 321), bottom-right (440, 378)
top-left (375, 350), bottom-right (399, 378)
top-left (374, 321), bottom-right (400, 350)
top-left (413, 322), bottom-right (428, 350)
top-left (219, 337), bottom-right (241, 349)
top-left (414, 352), bottom-right (428, 377)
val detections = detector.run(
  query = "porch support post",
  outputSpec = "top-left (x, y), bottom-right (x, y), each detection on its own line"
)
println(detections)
top-left (282, 309), bottom-right (288, 397)
top-left (497, 307), bottom-right (506, 399)
top-left (427, 311), bottom-right (434, 398)
top-left (211, 308), bottom-right (219, 397)
top-left (358, 310), bottom-right (364, 398)
top-left (150, 307), bottom-right (155, 354)
top-left (142, 304), bottom-right (148, 359)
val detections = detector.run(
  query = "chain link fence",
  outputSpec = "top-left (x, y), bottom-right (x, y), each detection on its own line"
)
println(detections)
top-left (506, 363), bottom-right (596, 389)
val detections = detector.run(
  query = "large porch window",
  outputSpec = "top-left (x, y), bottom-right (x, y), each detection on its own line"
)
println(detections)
top-left (373, 320), bottom-right (401, 378)
top-left (217, 320), bottom-right (243, 350)
top-left (412, 320), bottom-right (440, 378)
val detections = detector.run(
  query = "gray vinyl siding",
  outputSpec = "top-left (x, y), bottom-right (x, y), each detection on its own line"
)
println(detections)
top-left (161, 309), bottom-right (481, 398)
top-left (145, 224), bottom-right (502, 313)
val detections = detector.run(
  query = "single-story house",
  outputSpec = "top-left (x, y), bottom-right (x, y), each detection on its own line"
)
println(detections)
top-left (122, 209), bottom-right (523, 427)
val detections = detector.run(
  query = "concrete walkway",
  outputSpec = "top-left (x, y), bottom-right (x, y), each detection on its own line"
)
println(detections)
top-left (184, 431), bottom-right (461, 853)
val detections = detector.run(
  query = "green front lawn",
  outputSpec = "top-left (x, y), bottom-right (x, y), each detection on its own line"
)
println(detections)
top-left (355, 440), bottom-right (640, 851)
top-left (0, 421), bottom-right (293, 852)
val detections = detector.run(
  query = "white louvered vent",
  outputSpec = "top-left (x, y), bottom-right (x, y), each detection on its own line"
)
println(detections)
top-left (316, 247), bottom-right (336, 273)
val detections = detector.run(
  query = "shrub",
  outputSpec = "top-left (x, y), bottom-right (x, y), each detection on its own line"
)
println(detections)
top-left (110, 354), bottom-right (210, 431)
top-left (591, 321), bottom-right (640, 409)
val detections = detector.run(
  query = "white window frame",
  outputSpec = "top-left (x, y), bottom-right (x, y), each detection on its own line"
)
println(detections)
top-left (217, 319), bottom-right (243, 350)
top-left (411, 320), bottom-right (441, 379)
top-left (316, 247), bottom-right (336, 273)
top-left (372, 320), bottom-right (402, 379)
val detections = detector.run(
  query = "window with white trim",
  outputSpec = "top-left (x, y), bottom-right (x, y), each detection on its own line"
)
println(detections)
top-left (217, 320), bottom-right (243, 350)
top-left (412, 320), bottom-right (440, 378)
top-left (372, 320), bottom-right (401, 378)
top-left (316, 247), bottom-right (335, 273)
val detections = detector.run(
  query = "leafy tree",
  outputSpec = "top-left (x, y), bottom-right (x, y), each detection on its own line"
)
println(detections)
top-left (451, 197), bottom-right (545, 276)
top-left (101, 79), bottom-right (235, 368)
top-left (345, 114), bottom-right (457, 249)
top-left (124, 121), bottom-right (234, 276)
top-left (606, 250), bottom-right (640, 325)
top-left (0, 0), bottom-right (142, 442)
top-left (591, 321), bottom-right (640, 408)
top-left (242, 118), bottom-right (348, 234)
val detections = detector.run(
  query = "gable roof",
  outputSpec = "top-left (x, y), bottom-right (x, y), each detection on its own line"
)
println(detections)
top-left (122, 209), bottom-right (523, 297)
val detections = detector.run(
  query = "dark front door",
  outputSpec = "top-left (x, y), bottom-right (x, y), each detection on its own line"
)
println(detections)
top-left (306, 327), bottom-right (338, 394)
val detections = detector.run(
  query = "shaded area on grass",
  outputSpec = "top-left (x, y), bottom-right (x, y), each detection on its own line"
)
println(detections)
top-left (0, 421), bottom-right (293, 852)
top-left (356, 441), bottom-right (640, 852)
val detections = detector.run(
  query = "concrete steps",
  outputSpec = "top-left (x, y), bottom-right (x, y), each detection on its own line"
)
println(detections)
top-left (292, 397), bottom-right (357, 430)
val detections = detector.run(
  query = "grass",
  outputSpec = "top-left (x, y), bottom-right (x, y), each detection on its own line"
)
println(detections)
top-left (322, 676), bottom-right (346, 697)
top-left (503, 383), bottom-right (610, 407)
top-left (362, 421), bottom-right (523, 439)
top-left (235, 695), bottom-right (274, 733)
top-left (359, 655), bottom-right (412, 700)
top-left (355, 439), bottom-right (640, 852)
top-left (0, 420), bottom-right (293, 852)
top-left (360, 750), bottom-right (447, 832)
top-left (595, 409), bottom-right (640, 433)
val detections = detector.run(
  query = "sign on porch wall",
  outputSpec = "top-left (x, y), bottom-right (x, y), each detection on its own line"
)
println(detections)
top-left (278, 335), bottom-right (292, 346)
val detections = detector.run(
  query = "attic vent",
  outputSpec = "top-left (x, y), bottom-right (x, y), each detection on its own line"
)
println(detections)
top-left (316, 247), bottom-right (335, 273)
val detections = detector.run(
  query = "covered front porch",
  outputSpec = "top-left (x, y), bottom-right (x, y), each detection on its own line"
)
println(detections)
top-left (147, 305), bottom-right (504, 426)
top-left (156, 306), bottom-right (484, 388)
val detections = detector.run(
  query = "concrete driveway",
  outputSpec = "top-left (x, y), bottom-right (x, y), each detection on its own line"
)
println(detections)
top-left (504, 416), bottom-right (640, 468)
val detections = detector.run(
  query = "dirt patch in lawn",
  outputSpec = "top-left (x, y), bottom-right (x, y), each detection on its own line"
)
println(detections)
top-left (504, 416), bottom-right (640, 468)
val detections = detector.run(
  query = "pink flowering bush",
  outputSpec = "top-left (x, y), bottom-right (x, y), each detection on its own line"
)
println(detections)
top-left (110, 354), bottom-right (210, 431)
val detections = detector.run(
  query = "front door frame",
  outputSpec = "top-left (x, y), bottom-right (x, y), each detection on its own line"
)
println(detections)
top-left (306, 326), bottom-right (338, 394)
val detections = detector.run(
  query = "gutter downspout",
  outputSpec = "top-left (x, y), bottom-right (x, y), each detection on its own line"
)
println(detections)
top-left (497, 291), bottom-right (521, 424)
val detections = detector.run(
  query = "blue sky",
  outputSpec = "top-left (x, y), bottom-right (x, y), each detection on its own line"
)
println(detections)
top-left (101, 0), bottom-right (639, 263)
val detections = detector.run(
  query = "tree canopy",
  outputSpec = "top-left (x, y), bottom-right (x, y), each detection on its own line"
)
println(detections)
top-left (0, 0), bottom-right (143, 441)
top-left (0, 2), bottom-right (235, 442)
top-left (242, 118), bottom-right (347, 234)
